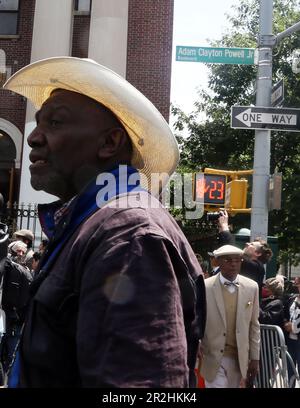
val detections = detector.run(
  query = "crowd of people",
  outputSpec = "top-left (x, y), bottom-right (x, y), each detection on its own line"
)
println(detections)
top-left (0, 201), bottom-right (297, 389)
top-left (6, 229), bottom-right (48, 277)
top-left (0, 226), bottom-right (48, 384)
top-left (0, 56), bottom-right (298, 389)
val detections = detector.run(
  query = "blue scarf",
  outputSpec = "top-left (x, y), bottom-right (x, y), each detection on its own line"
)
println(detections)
top-left (39, 165), bottom-right (142, 271)
top-left (7, 165), bottom-right (143, 387)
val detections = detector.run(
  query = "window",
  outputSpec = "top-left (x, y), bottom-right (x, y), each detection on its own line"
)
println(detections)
top-left (0, 0), bottom-right (19, 35)
top-left (0, 66), bottom-right (11, 87)
top-left (0, 132), bottom-right (16, 168)
top-left (74, 0), bottom-right (91, 12)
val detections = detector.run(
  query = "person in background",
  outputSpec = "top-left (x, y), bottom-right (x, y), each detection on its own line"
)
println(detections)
top-left (31, 251), bottom-right (42, 278)
top-left (216, 210), bottom-right (235, 247)
top-left (7, 241), bottom-right (28, 268)
top-left (241, 239), bottom-right (273, 302)
top-left (38, 239), bottom-right (48, 254)
top-left (200, 244), bottom-right (260, 388)
top-left (195, 253), bottom-right (210, 279)
top-left (3, 56), bottom-right (206, 388)
top-left (206, 210), bottom-right (235, 277)
top-left (0, 241), bottom-right (33, 379)
top-left (13, 230), bottom-right (34, 271)
top-left (207, 251), bottom-right (220, 276)
top-left (283, 276), bottom-right (300, 387)
top-left (282, 276), bottom-right (298, 308)
top-left (217, 210), bottom-right (273, 302)
top-left (258, 277), bottom-right (284, 388)
top-left (259, 277), bottom-right (284, 327)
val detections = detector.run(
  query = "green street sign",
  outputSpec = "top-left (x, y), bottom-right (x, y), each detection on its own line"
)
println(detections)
top-left (176, 46), bottom-right (256, 65)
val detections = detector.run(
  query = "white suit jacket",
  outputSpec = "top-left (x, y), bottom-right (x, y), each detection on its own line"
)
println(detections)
top-left (200, 273), bottom-right (260, 381)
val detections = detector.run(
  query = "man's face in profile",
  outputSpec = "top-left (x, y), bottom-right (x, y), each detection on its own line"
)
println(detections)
top-left (244, 242), bottom-right (261, 259)
top-left (27, 90), bottom-right (112, 201)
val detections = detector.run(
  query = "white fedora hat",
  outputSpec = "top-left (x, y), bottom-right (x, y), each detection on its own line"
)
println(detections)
top-left (3, 56), bottom-right (179, 194)
top-left (213, 245), bottom-right (244, 258)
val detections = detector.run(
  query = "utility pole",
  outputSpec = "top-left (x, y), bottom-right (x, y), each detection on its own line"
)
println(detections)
top-left (250, 0), bottom-right (300, 241)
top-left (250, 0), bottom-right (274, 241)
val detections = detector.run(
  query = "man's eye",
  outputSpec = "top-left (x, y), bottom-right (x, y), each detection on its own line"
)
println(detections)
top-left (50, 119), bottom-right (61, 127)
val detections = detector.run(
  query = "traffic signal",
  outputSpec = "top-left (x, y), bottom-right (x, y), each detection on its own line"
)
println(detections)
top-left (193, 173), bottom-right (226, 206)
top-left (193, 168), bottom-right (252, 213)
top-left (225, 179), bottom-right (248, 209)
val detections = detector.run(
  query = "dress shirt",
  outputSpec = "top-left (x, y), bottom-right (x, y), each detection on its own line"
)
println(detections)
top-left (219, 274), bottom-right (239, 294)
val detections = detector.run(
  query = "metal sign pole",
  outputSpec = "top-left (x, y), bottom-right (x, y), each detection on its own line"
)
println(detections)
top-left (250, 0), bottom-right (274, 241)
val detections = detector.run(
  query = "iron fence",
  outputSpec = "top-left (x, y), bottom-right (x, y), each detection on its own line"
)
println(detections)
top-left (0, 203), bottom-right (42, 250)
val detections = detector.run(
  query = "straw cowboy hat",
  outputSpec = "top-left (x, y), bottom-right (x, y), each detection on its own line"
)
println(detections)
top-left (3, 56), bottom-right (179, 194)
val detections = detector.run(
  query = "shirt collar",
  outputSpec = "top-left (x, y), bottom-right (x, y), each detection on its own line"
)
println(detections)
top-left (219, 273), bottom-right (239, 286)
top-left (53, 196), bottom-right (77, 227)
top-left (38, 165), bottom-right (142, 240)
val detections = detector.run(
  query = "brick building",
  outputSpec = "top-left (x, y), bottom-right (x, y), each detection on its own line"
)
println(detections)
top-left (0, 0), bottom-right (174, 207)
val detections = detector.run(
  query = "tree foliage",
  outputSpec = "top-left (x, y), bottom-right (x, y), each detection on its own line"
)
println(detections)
top-left (172, 0), bottom-right (300, 263)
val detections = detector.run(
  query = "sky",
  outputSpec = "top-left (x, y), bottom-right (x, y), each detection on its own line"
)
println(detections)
top-left (171, 0), bottom-right (240, 116)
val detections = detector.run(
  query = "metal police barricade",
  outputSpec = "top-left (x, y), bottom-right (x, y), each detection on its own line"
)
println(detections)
top-left (255, 324), bottom-right (299, 388)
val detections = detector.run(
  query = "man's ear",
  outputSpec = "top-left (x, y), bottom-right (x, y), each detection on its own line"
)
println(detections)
top-left (97, 128), bottom-right (128, 159)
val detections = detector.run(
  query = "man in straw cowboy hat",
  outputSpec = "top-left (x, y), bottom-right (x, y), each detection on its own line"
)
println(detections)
top-left (199, 244), bottom-right (260, 388)
top-left (3, 57), bottom-right (206, 387)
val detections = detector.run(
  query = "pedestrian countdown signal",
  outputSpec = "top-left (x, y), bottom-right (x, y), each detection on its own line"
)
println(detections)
top-left (193, 173), bottom-right (226, 206)
top-left (193, 168), bottom-right (253, 214)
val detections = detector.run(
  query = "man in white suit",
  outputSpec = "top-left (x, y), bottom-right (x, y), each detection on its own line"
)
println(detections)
top-left (200, 245), bottom-right (260, 388)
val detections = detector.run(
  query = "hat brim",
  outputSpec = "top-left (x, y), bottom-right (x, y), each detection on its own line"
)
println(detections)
top-left (3, 57), bottom-right (179, 195)
top-left (213, 244), bottom-right (244, 258)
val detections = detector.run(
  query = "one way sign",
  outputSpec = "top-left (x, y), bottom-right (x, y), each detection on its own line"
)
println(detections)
top-left (231, 106), bottom-right (300, 132)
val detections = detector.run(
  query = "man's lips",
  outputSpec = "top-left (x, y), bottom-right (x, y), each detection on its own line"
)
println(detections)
top-left (29, 159), bottom-right (49, 170)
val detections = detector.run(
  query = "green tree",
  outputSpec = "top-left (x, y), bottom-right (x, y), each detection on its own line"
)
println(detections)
top-left (172, 0), bottom-right (300, 263)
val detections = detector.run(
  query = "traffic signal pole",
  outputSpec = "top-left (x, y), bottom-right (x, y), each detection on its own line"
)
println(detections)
top-left (250, 0), bottom-right (273, 241)
top-left (250, 1), bottom-right (300, 241)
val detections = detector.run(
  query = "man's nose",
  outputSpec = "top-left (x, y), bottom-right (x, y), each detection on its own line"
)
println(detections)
top-left (27, 126), bottom-right (46, 147)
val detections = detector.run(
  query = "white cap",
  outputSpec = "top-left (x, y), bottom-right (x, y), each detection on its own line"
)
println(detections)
top-left (8, 240), bottom-right (27, 254)
top-left (213, 244), bottom-right (244, 258)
